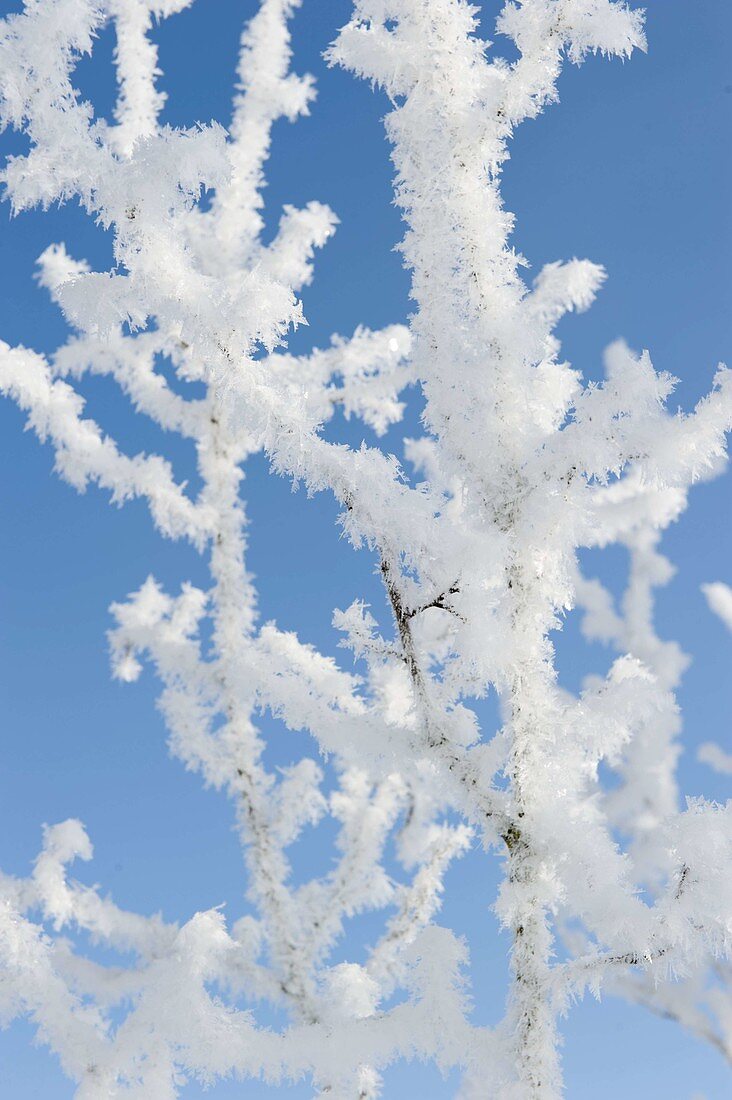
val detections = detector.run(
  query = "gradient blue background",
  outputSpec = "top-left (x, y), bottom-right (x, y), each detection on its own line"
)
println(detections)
top-left (0, 1), bottom-right (730, 1095)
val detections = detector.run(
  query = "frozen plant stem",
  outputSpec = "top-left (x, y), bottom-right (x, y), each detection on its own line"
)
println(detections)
top-left (502, 635), bottom-right (559, 1092)
top-left (202, 398), bottom-right (318, 1020)
top-left (331, 2), bottom-right (732, 1096)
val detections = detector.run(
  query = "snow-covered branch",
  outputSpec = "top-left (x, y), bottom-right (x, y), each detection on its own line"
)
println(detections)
top-left (0, 0), bottom-right (729, 1095)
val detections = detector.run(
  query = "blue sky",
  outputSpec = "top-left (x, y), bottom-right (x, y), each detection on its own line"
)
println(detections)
top-left (0, 0), bottom-right (730, 1095)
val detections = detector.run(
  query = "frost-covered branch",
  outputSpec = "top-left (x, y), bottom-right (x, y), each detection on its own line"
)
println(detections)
top-left (1, 0), bottom-right (730, 1096)
top-left (0, 1), bottom-right (457, 1094)
top-left (329, 1), bottom-right (732, 1094)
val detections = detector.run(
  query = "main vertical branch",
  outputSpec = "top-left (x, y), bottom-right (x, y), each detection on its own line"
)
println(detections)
top-left (332, 5), bottom-right (649, 1091)
top-left (502, 575), bottom-right (561, 1095)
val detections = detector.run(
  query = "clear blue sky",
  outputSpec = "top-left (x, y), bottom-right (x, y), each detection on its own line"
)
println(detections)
top-left (0, 1), bottom-right (730, 1096)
